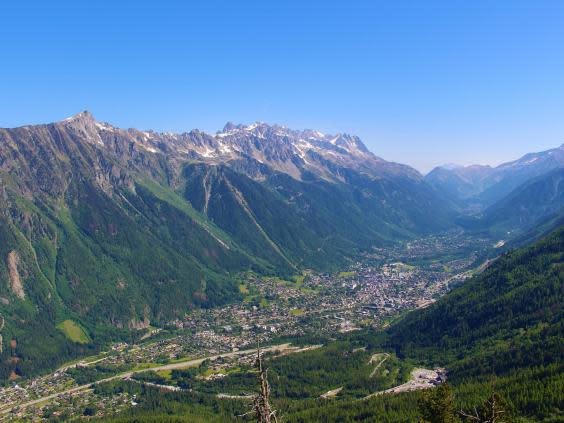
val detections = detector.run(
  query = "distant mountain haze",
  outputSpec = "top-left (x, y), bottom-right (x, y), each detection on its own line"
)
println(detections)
top-left (458, 168), bottom-right (564, 237)
top-left (425, 143), bottom-right (564, 208)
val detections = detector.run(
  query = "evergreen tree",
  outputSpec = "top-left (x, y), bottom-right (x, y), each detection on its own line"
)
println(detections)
top-left (418, 385), bottom-right (460, 423)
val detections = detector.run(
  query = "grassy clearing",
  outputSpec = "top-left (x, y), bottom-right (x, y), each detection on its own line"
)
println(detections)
top-left (166, 355), bottom-right (199, 365)
top-left (271, 276), bottom-right (293, 285)
top-left (289, 308), bottom-right (305, 316)
top-left (156, 370), bottom-right (173, 381)
top-left (273, 274), bottom-right (317, 293)
top-left (133, 362), bottom-right (161, 371)
top-left (202, 368), bottom-right (226, 377)
top-left (56, 320), bottom-right (90, 344)
top-left (292, 274), bottom-right (306, 285)
top-left (338, 271), bottom-right (356, 278)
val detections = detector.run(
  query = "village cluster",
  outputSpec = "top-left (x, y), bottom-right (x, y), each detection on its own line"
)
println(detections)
top-left (0, 233), bottom-right (485, 421)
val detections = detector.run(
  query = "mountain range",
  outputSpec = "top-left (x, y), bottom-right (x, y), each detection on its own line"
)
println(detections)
top-left (0, 111), bottom-right (562, 379)
top-left (0, 112), bottom-right (453, 378)
top-left (462, 167), bottom-right (564, 236)
top-left (425, 143), bottom-right (564, 208)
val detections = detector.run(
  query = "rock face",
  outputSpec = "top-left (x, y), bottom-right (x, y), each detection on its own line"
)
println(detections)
top-left (3, 112), bottom-right (420, 187)
top-left (129, 317), bottom-right (150, 330)
top-left (6, 251), bottom-right (24, 300)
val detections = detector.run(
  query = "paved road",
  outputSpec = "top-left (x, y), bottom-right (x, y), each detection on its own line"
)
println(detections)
top-left (0, 343), bottom-right (293, 415)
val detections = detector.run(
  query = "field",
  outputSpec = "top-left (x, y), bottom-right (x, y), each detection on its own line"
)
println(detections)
top-left (56, 320), bottom-right (90, 344)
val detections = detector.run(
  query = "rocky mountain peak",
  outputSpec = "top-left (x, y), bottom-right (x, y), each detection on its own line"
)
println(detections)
top-left (215, 122), bottom-right (369, 156)
top-left (222, 122), bottom-right (239, 132)
top-left (2, 112), bottom-right (421, 184)
top-left (59, 110), bottom-right (105, 147)
top-left (62, 110), bottom-right (96, 124)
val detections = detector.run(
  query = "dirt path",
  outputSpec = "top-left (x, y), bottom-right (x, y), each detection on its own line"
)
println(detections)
top-left (368, 353), bottom-right (389, 378)
top-left (127, 378), bottom-right (183, 392)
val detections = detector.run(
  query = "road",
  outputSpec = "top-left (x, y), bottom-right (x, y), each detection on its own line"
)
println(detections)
top-left (0, 343), bottom-right (293, 416)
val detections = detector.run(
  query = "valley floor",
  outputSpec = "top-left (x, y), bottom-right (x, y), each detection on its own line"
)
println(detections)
top-left (0, 232), bottom-right (493, 421)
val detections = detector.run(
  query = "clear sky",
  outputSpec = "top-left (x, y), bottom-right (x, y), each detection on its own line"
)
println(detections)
top-left (1, 1), bottom-right (563, 172)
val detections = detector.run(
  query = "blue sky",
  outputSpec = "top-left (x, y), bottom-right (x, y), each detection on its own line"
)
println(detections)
top-left (1, 1), bottom-right (563, 172)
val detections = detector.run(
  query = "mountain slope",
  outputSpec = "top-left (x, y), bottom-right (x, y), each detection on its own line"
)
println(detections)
top-left (96, 226), bottom-right (564, 423)
top-left (287, 226), bottom-right (563, 421)
top-left (0, 175), bottom-right (254, 378)
top-left (469, 168), bottom-right (564, 236)
top-left (0, 112), bottom-right (455, 378)
top-left (505, 208), bottom-right (564, 249)
top-left (425, 164), bottom-right (493, 200)
top-left (386, 226), bottom-right (563, 382)
top-left (425, 144), bottom-right (564, 208)
top-left (182, 162), bottom-right (453, 272)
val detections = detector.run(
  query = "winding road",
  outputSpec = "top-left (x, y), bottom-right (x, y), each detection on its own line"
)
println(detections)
top-left (0, 343), bottom-right (294, 416)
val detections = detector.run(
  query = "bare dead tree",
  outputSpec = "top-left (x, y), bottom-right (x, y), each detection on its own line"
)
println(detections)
top-left (459, 393), bottom-right (509, 423)
top-left (238, 342), bottom-right (279, 422)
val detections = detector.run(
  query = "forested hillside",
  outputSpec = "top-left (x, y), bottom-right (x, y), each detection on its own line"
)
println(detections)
top-left (95, 226), bottom-right (563, 422)
top-left (293, 226), bottom-right (563, 421)
top-left (293, 225), bottom-right (564, 421)
top-left (387, 226), bottom-right (563, 380)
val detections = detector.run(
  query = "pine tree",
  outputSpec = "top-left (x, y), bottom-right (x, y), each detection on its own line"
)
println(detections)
top-left (418, 384), bottom-right (460, 423)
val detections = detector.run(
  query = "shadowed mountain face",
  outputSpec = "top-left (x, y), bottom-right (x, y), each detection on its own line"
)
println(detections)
top-left (435, 162), bottom-right (564, 238)
top-left (0, 112), bottom-right (455, 378)
top-left (425, 144), bottom-right (564, 209)
top-left (469, 168), bottom-right (564, 236)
